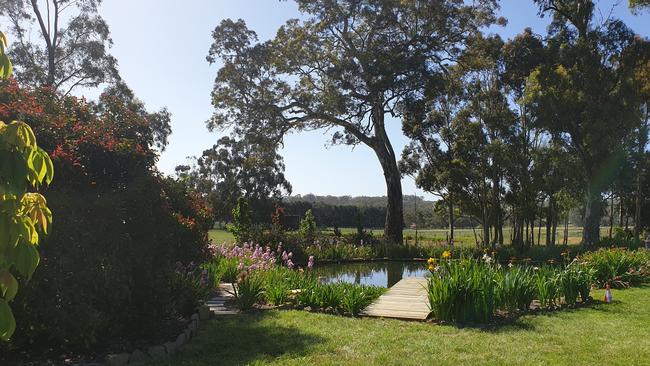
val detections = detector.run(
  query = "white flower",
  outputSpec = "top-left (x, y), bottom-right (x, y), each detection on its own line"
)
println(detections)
top-left (482, 253), bottom-right (493, 264)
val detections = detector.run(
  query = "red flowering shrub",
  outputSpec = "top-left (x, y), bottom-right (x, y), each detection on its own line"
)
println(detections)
top-left (0, 80), bottom-right (213, 355)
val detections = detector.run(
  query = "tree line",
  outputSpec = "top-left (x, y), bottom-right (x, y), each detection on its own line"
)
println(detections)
top-left (183, 0), bottom-right (649, 247)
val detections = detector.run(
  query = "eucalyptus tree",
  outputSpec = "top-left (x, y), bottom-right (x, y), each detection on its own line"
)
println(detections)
top-left (206, 0), bottom-right (499, 244)
top-left (177, 136), bottom-right (292, 223)
top-left (631, 39), bottom-right (650, 236)
top-left (629, 0), bottom-right (650, 13)
top-left (526, 0), bottom-right (644, 246)
top-left (400, 76), bottom-right (465, 244)
top-left (0, 0), bottom-right (119, 93)
top-left (500, 28), bottom-right (547, 247)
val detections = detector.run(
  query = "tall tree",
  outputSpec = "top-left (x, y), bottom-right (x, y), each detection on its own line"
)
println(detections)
top-left (206, 0), bottom-right (499, 244)
top-left (527, 0), bottom-right (643, 246)
top-left (400, 76), bottom-right (465, 245)
top-left (0, 0), bottom-right (119, 93)
top-left (176, 136), bottom-right (292, 223)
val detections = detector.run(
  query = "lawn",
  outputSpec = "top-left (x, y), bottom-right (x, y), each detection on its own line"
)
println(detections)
top-left (145, 286), bottom-right (650, 365)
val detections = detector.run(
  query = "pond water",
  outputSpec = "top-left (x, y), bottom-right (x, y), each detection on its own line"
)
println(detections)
top-left (312, 261), bottom-right (429, 288)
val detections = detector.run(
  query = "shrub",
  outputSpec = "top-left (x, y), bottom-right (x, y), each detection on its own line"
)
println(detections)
top-left (581, 248), bottom-right (650, 288)
top-left (299, 209), bottom-right (318, 241)
top-left (0, 81), bottom-right (212, 354)
top-left (228, 197), bottom-right (253, 243)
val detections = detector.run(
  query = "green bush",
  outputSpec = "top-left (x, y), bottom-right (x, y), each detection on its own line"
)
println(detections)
top-left (228, 197), bottom-right (254, 243)
top-left (580, 248), bottom-right (650, 288)
top-left (299, 209), bottom-right (318, 241)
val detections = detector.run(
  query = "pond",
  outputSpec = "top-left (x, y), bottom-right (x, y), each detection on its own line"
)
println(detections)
top-left (312, 261), bottom-right (429, 288)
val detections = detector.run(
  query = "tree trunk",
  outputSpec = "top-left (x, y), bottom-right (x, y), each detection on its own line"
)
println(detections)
top-left (609, 193), bottom-right (614, 238)
top-left (582, 183), bottom-right (602, 247)
top-left (373, 121), bottom-right (403, 245)
top-left (546, 204), bottom-right (553, 246)
top-left (448, 195), bottom-right (454, 245)
top-left (635, 110), bottom-right (648, 237)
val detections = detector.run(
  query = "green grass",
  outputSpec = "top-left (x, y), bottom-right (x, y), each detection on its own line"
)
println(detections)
top-left (208, 226), bottom-right (605, 247)
top-left (209, 229), bottom-right (235, 244)
top-left (146, 286), bottom-right (650, 365)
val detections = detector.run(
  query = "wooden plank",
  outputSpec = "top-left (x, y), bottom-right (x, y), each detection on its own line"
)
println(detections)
top-left (362, 277), bottom-right (430, 321)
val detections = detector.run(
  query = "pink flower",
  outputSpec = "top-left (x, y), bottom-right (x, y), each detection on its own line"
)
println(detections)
top-left (307, 256), bottom-right (315, 270)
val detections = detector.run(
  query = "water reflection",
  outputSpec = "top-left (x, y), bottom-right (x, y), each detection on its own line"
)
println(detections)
top-left (312, 261), bottom-right (429, 287)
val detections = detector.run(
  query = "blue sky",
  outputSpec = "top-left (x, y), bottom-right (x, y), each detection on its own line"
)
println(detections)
top-left (91, 0), bottom-right (649, 199)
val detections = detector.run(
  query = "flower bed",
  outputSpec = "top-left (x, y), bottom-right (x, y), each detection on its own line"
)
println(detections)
top-left (203, 243), bottom-right (386, 317)
top-left (424, 247), bottom-right (650, 324)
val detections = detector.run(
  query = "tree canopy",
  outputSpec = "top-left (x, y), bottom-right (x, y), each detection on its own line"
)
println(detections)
top-left (207, 0), bottom-right (500, 244)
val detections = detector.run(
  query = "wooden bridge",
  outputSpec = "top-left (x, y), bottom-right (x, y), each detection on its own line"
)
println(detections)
top-left (362, 277), bottom-right (430, 320)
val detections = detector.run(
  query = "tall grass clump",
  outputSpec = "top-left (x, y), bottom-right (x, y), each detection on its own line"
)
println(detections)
top-left (533, 266), bottom-right (560, 308)
top-left (580, 248), bottom-right (650, 288)
top-left (496, 266), bottom-right (536, 312)
top-left (427, 260), bottom-right (498, 323)
top-left (232, 271), bottom-right (264, 310)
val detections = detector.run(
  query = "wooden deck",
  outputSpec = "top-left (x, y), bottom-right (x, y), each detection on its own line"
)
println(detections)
top-left (362, 277), bottom-right (430, 320)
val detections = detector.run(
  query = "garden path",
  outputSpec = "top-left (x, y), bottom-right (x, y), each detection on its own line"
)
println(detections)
top-left (362, 277), bottom-right (430, 320)
top-left (205, 283), bottom-right (240, 316)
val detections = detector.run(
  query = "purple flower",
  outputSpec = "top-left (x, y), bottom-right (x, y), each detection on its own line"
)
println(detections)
top-left (307, 256), bottom-right (315, 270)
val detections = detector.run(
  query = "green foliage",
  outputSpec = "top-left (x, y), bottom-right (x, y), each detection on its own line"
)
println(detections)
top-left (0, 32), bottom-right (12, 78)
top-left (299, 209), bottom-right (317, 241)
top-left (339, 283), bottom-right (385, 316)
top-left (0, 81), bottom-right (210, 353)
top-left (427, 260), bottom-right (498, 323)
top-left (2, 0), bottom-right (120, 90)
top-left (228, 197), bottom-right (253, 243)
top-left (533, 266), bottom-right (560, 308)
top-left (233, 272), bottom-right (264, 311)
top-left (496, 267), bottom-right (537, 312)
top-left (0, 40), bottom-right (54, 341)
top-left (580, 248), bottom-right (650, 288)
top-left (427, 258), bottom-right (599, 323)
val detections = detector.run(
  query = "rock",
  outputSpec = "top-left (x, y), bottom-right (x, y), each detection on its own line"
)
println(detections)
top-left (105, 353), bottom-right (130, 366)
top-left (164, 341), bottom-right (178, 354)
top-left (175, 332), bottom-right (187, 347)
top-left (147, 345), bottom-right (167, 360)
top-left (129, 349), bottom-right (150, 363)
top-left (198, 305), bottom-right (212, 320)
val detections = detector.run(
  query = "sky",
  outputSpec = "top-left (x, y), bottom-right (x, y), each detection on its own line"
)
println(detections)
top-left (89, 0), bottom-right (649, 199)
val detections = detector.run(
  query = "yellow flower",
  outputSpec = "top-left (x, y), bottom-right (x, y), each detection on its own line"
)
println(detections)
top-left (442, 250), bottom-right (452, 260)
top-left (427, 257), bottom-right (436, 265)
top-left (428, 264), bottom-right (435, 271)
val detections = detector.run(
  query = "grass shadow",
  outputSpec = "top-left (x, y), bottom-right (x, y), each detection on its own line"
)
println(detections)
top-left (151, 311), bottom-right (324, 366)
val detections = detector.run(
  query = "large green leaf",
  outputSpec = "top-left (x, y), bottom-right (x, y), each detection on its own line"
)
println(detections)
top-left (0, 270), bottom-right (17, 301)
top-left (10, 242), bottom-right (39, 279)
top-left (0, 299), bottom-right (15, 341)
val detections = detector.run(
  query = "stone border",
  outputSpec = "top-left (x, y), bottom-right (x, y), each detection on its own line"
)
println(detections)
top-left (70, 304), bottom-right (215, 366)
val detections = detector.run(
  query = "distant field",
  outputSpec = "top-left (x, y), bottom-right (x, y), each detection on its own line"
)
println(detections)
top-left (209, 226), bottom-right (609, 246)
